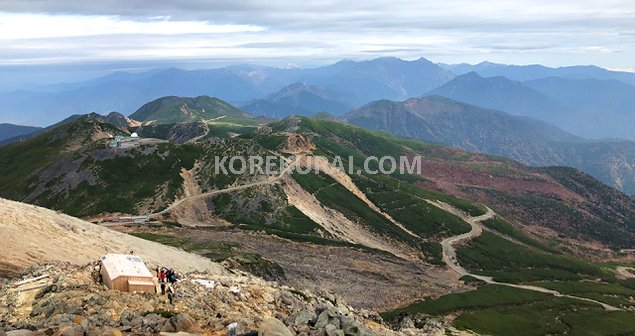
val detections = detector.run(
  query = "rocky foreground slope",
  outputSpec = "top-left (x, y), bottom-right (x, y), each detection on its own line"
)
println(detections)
top-left (0, 198), bottom-right (464, 336)
top-left (0, 197), bottom-right (224, 278)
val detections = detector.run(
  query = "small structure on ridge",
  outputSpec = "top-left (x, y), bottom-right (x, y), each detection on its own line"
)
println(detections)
top-left (100, 254), bottom-right (155, 292)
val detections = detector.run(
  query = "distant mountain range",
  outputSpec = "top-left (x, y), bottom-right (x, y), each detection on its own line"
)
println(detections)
top-left (0, 123), bottom-right (42, 142)
top-left (425, 72), bottom-right (571, 126)
top-left (441, 61), bottom-right (635, 85)
top-left (240, 82), bottom-right (352, 118)
top-left (0, 57), bottom-right (453, 126)
top-left (345, 96), bottom-right (635, 194)
top-left (1, 56), bottom-right (634, 141)
top-left (524, 77), bottom-right (635, 139)
top-left (2, 56), bottom-right (635, 197)
top-left (426, 72), bottom-right (635, 140)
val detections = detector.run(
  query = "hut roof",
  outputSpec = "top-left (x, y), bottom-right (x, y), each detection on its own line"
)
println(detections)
top-left (101, 254), bottom-right (153, 280)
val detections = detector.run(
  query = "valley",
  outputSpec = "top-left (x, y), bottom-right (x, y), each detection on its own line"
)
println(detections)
top-left (2, 0), bottom-right (635, 333)
top-left (1, 76), bottom-right (635, 335)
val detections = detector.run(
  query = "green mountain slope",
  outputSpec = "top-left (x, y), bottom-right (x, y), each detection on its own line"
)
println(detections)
top-left (130, 95), bottom-right (253, 124)
top-left (3, 112), bottom-right (635, 335)
top-left (1, 113), bottom-right (635, 251)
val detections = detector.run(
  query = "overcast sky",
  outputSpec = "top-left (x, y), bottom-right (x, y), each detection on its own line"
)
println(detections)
top-left (0, 0), bottom-right (634, 84)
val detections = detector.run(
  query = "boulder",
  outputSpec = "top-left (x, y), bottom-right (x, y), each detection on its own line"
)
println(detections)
top-left (99, 328), bottom-right (123, 336)
top-left (35, 284), bottom-right (58, 299)
top-left (238, 331), bottom-right (259, 336)
top-left (142, 313), bottom-right (163, 330)
top-left (295, 325), bottom-right (311, 335)
top-left (314, 311), bottom-right (329, 329)
top-left (5, 331), bottom-right (35, 336)
top-left (314, 310), bottom-right (340, 330)
top-left (324, 324), bottom-right (344, 336)
top-left (292, 309), bottom-right (317, 327)
top-left (55, 324), bottom-right (84, 336)
top-left (262, 292), bottom-right (275, 304)
top-left (118, 310), bottom-right (135, 325)
top-left (342, 325), bottom-right (359, 336)
top-left (258, 318), bottom-right (294, 336)
top-left (72, 315), bottom-right (89, 332)
top-left (168, 313), bottom-right (202, 333)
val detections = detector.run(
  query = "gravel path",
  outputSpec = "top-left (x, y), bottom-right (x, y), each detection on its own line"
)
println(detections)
top-left (431, 201), bottom-right (622, 312)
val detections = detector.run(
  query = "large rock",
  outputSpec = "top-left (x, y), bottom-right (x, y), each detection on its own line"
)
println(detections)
top-left (314, 309), bottom-right (340, 330)
top-left (72, 315), bottom-right (89, 332)
top-left (55, 324), bottom-right (84, 336)
top-left (292, 309), bottom-right (317, 327)
top-left (339, 316), bottom-right (361, 336)
top-left (5, 331), bottom-right (34, 336)
top-left (141, 313), bottom-right (164, 332)
top-left (99, 328), bottom-right (123, 336)
top-left (168, 313), bottom-right (202, 333)
top-left (258, 318), bottom-right (294, 336)
top-left (324, 324), bottom-right (344, 336)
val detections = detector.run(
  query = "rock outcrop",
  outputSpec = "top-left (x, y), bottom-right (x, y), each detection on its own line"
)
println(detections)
top-left (0, 263), bottom-right (428, 336)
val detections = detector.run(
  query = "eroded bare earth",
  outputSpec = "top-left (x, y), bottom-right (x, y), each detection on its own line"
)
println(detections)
top-left (118, 226), bottom-right (465, 310)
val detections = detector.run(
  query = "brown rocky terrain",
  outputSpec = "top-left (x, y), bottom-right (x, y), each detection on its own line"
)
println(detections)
top-left (116, 226), bottom-right (463, 311)
top-left (1, 262), bottom-right (403, 336)
top-left (0, 198), bottom-right (469, 336)
top-left (0, 198), bottom-right (224, 277)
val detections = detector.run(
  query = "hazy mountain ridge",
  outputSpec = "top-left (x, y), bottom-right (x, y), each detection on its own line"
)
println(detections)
top-left (442, 61), bottom-right (635, 85)
top-left (241, 82), bottom-right (352, 118)
top-left (426, 71), bottom-right (635, 140)
top-left (425, 72), bottom-right (572, 127)
top-left (524, 76), bottom-right (635, 139)
top-left (344, 96), bottom-right (635, 194)
top-left (0, 123), bottom-right (42, 142)
top-left (0, 57), bottom-right (454, 126)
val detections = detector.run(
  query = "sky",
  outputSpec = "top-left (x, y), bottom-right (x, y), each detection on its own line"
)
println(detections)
top-left (0, 0), bottom-right (634, 86)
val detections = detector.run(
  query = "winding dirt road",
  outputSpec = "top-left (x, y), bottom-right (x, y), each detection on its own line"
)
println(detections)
top-left (149, 155), bottom-right (300, 218)
top-left (139, 149), bottom-right (622, 312)
top-left (432, 201), bottom-right (622, 312)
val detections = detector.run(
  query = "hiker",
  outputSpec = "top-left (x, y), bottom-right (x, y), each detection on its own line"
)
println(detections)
top-left (160, 281), bottom-right (166, 295)
top-left (156, 266), bottom-right (160, 278)
top-left (167, 285), bottom-right (174, 305)
top-left (228, 322), bottom-right (238, 336)
top-left (169, 271), bottom-right (177, 284)
top-left (98, 263), bottom-right (103, 284)
top-left (159, 269), bottom-right (166, 283)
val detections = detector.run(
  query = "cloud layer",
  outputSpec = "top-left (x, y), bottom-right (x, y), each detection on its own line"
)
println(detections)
top-left (0, 0), bottom-right (633, 69)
